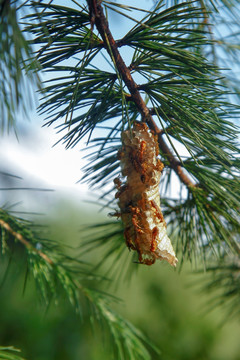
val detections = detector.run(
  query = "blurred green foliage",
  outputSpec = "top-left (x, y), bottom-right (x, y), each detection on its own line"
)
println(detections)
top-left (1, 201), bottom-right (239, 360)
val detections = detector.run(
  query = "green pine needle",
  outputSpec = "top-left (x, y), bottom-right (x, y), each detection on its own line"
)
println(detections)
top-left (0, 346), bottom-right (26, 360)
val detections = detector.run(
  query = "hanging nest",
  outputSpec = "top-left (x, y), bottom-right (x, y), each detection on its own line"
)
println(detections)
top-left (113, 121), bottom-right (178, 266)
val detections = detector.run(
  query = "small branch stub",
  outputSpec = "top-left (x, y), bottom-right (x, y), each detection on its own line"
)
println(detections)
top-left (114, 122), bottom-right (178, 266)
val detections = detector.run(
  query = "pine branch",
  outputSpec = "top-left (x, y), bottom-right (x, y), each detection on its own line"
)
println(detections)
top-left (0, 0), bottom-right (41, 131)
top-left (82, 288), bottom-right (160, 359)
top-left (0, 207), bottom-right (80, 307)
top-left (87, 0), bottom-right (195, 188)
top-left (0, 346), bottom-right (26, 360)
top-left (0, 207), bottom-right (159, 358)
top-left (25, 0), bottom-right (239, 269)
top-left (0, 218), bottom-right (53, 265)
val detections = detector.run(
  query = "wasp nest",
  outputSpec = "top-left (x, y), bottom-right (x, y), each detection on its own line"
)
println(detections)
top-left (114, 122), bottom-right (178, 266)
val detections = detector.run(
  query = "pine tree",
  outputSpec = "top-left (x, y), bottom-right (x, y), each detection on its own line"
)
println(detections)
top-left (0, 0), bottom-right (240, 359)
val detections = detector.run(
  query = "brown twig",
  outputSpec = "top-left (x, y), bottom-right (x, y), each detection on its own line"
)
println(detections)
top-left (0, 219), bottom-right (54, 265)
top-left (87, 0), bottom-right (195, 188)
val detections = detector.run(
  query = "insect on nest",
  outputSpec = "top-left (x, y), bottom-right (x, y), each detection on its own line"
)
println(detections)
top-left (113, 121), bottom-right (178, 266)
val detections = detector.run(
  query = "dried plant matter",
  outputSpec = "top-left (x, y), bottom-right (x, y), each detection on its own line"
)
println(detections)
top-left (114, 122), bottom-right (178, 266)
